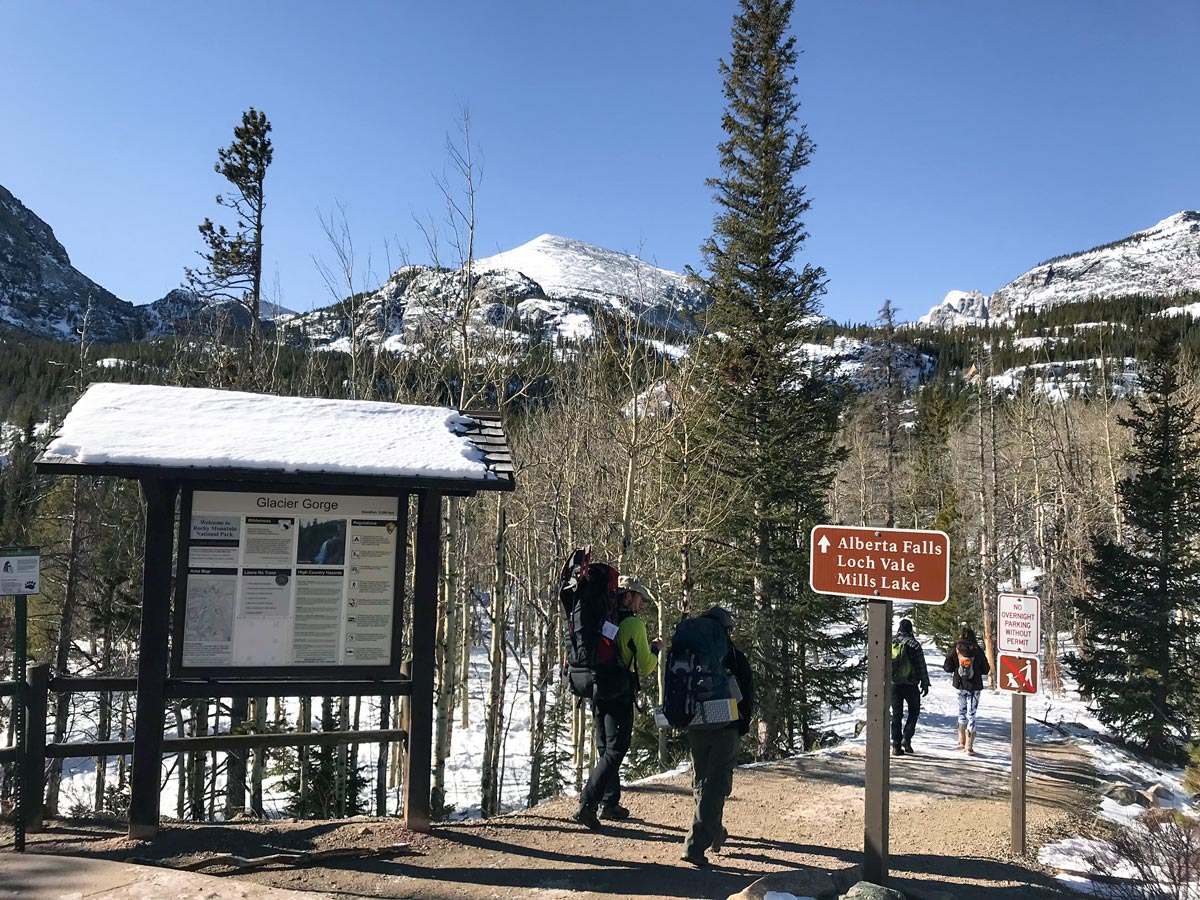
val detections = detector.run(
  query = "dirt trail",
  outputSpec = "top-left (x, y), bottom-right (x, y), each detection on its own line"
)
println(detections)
top-left (10, 736), bottom-right (1098, 900)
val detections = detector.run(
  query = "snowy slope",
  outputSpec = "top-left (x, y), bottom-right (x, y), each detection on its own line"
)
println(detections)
top-left (990, 211), bottom-right (1200, 319)
top-left (477, 234), bottom-right (707, 330)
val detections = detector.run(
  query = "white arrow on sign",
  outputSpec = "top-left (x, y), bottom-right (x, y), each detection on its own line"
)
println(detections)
top-left (818, 535), bottom-right (831, 553)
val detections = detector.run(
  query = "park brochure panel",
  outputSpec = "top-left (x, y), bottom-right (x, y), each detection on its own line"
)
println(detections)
top-left (180, 490), bottom-right (399, 669)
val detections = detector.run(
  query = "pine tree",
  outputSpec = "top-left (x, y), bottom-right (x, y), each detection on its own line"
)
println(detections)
top-left (1065, 326), bottom-right (1200, 763)
top-left (186, 107), bottom-right (273, 356)
top-left (686, 0), bottom-right (859, 756)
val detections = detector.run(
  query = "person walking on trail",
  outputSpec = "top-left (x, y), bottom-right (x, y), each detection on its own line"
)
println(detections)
top-left (890, 618), bottom-right (930, 756)
top-left (572, 575), bottom-right (660, 830)
top-left (944, 624), bottom-right (991, 756)
top-left (681, 606), bottom-right (754, 868)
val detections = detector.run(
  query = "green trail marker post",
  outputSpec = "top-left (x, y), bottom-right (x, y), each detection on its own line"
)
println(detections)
top-left (2, 545), bottom-right (40, 853)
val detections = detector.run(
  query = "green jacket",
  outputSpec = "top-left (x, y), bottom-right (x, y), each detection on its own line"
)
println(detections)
top-left (616, 614), bottom-right (658, 677)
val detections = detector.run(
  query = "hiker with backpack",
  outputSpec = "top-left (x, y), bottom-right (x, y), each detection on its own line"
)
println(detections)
top-left (571, 574), bottom-right (661, 829)
top-left (890, 618), bottom-right (930, 756)
top-left (943, 624), bottom-right (991, 756)
top-left (671, 606), bottom-right (755, 868)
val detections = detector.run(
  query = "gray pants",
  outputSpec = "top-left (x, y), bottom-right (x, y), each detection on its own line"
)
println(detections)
top-left (684, 726), bottom-right (741, 855)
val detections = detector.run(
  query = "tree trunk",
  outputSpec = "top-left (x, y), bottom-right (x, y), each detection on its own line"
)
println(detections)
top-left (44, 479), bottom-right (85, 818)
top-left (251, 696), bottom-right (266, 816)
top-left (480, 499), bottom-right (509, 817)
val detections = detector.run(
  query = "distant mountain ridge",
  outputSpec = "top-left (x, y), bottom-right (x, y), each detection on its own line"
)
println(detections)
top-left (917, 211), bottom-right (1200, 326)
top-left (0, 183), bottom-right (291, 342)
top-left (0, 184), bottom-right (137, 341)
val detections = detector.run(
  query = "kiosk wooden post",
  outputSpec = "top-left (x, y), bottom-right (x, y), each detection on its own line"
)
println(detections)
top-left (404, 490), bottom-right (441, 832)
top-left (129, 479), bottom-right (178, 839)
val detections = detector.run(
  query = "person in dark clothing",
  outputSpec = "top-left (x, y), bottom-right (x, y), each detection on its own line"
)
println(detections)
top-left (681, 606), bottom-right (755, 868)
top-left (943, 625), bottom-right (991, 756)
top-left (890, 618), bottom-right (930, 755)
top-left (572, 576), bottom-right (660, 829)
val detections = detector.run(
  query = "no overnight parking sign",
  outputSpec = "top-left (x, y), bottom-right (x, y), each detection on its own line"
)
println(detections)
top-left (809, 525), bottom-right (950, 604)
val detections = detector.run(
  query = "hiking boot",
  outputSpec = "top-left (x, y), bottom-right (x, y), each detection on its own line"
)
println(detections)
top-left (680, 849), bottom-right (709, 867)
top-left (599, 803), bottom-right (630, 821)
top-left (965, 730), bottom-right (976, 757)
top-left (957, 723), bottom-right (967, 749)
top-left (572, 806), bottom-right (602, 830)
top-left (711, 827), bottom-right (729, 853)
top-left (892, 743), bottom-right (905, 756)
top-left (902, 739), bottom-right (914, 755)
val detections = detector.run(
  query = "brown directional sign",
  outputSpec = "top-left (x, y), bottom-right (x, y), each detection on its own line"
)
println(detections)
top-left (809, 525), bottom-right (950, 604)
top-left (999, 653), bottom-right (1039, 695)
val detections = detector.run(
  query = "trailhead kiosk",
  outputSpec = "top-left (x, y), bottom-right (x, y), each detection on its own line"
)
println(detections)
top-left (35, 383), bottom-right (514, 837)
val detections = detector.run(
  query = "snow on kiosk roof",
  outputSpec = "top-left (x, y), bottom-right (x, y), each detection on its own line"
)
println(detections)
top-left (36, 383), bottom-right (514, 493)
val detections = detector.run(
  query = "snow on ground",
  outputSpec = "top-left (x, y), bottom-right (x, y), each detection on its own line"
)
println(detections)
top-left (50, 638), bottom-right (539, 822)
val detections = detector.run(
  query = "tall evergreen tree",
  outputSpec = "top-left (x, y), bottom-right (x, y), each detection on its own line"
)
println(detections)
top-left (1065, 326), bottom-right (1200, 762)
top-left (686, 0), bottom-right (860, 756)
top-left (186, 107), bottom-right (273, 355)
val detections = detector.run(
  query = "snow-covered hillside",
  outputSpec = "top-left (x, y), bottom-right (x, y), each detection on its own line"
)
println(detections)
top-left (990, 211), bottom-right (1200, 318)
top-left (280, 235), bottom-right (708, 351)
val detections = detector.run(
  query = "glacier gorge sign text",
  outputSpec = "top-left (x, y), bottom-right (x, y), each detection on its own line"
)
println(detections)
top-left (809, 525), bottom-right (950, 604)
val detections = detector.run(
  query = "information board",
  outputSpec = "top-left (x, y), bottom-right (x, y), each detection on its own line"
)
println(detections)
top-left (998, 653), bottom-right (1039, 695)
top-left (173, 489), bottom-right (402, 675)
top-left (998, 593), bottom-right (1040, 655)
top-left (0, 546), bottom-right (40, 596)
top-left (809, 525), bottom-right (950, 604)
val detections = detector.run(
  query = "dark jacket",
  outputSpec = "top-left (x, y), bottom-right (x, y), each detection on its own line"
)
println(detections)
top-left (943, 639), bottom-right (991, 692)
top-left (892, 634), bottom-right (930, 690)
top-left (729, 644), bottom-right (755, 736)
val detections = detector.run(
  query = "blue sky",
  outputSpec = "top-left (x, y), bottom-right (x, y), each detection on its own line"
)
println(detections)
top-left (2, 1), bottom-right (1197, 324)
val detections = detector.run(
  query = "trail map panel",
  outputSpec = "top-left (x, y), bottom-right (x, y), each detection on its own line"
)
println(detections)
top-left (174, 489), bottom-right (401, 675)
top-left (998, 653), bottom-right (1039, 695)
top-left (809, 525), bottom-right (950, 604)
top-left (998, 593), bottom-right (1040, 655)
top-left (0, 546), bottom-right (40, 595)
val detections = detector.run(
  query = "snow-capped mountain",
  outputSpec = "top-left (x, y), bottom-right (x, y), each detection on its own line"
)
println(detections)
top-left (477, 234), bottom-right (706, 331)
top-left (989, 211), bottom-right (1200, 318)
top-left (917, 290), bottom-right (990, 328)
top-left (280, 234), bottom-right (707, 351)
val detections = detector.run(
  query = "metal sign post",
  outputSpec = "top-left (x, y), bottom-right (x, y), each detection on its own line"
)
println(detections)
top-left (2, 545), bottom-right (40, 853)
top-left (809, 526), bottom-right (951, 887)
top-left (998, 588), bottom-right (1041, 860)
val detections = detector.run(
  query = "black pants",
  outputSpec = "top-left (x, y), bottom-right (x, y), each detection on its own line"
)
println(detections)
top-left (684, 726), bottom-right (741, 855)
top-left (891, 683), bottom-right (921, 745)
top-left (579, 695), bottom-right (634, 810)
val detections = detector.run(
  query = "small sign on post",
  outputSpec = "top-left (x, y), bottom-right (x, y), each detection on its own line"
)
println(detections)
top-left (999, 652), bottom-right (1040, 695)
top-left (998, 593), bottom-right (1040, 655)
top-left (810, 525), bottom-right (950, 887)
top-left (0, 546), bottom-right (40, 596)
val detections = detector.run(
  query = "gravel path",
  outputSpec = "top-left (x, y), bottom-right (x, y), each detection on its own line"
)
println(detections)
top-left (10, 735), bottom-right (1096, 900)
